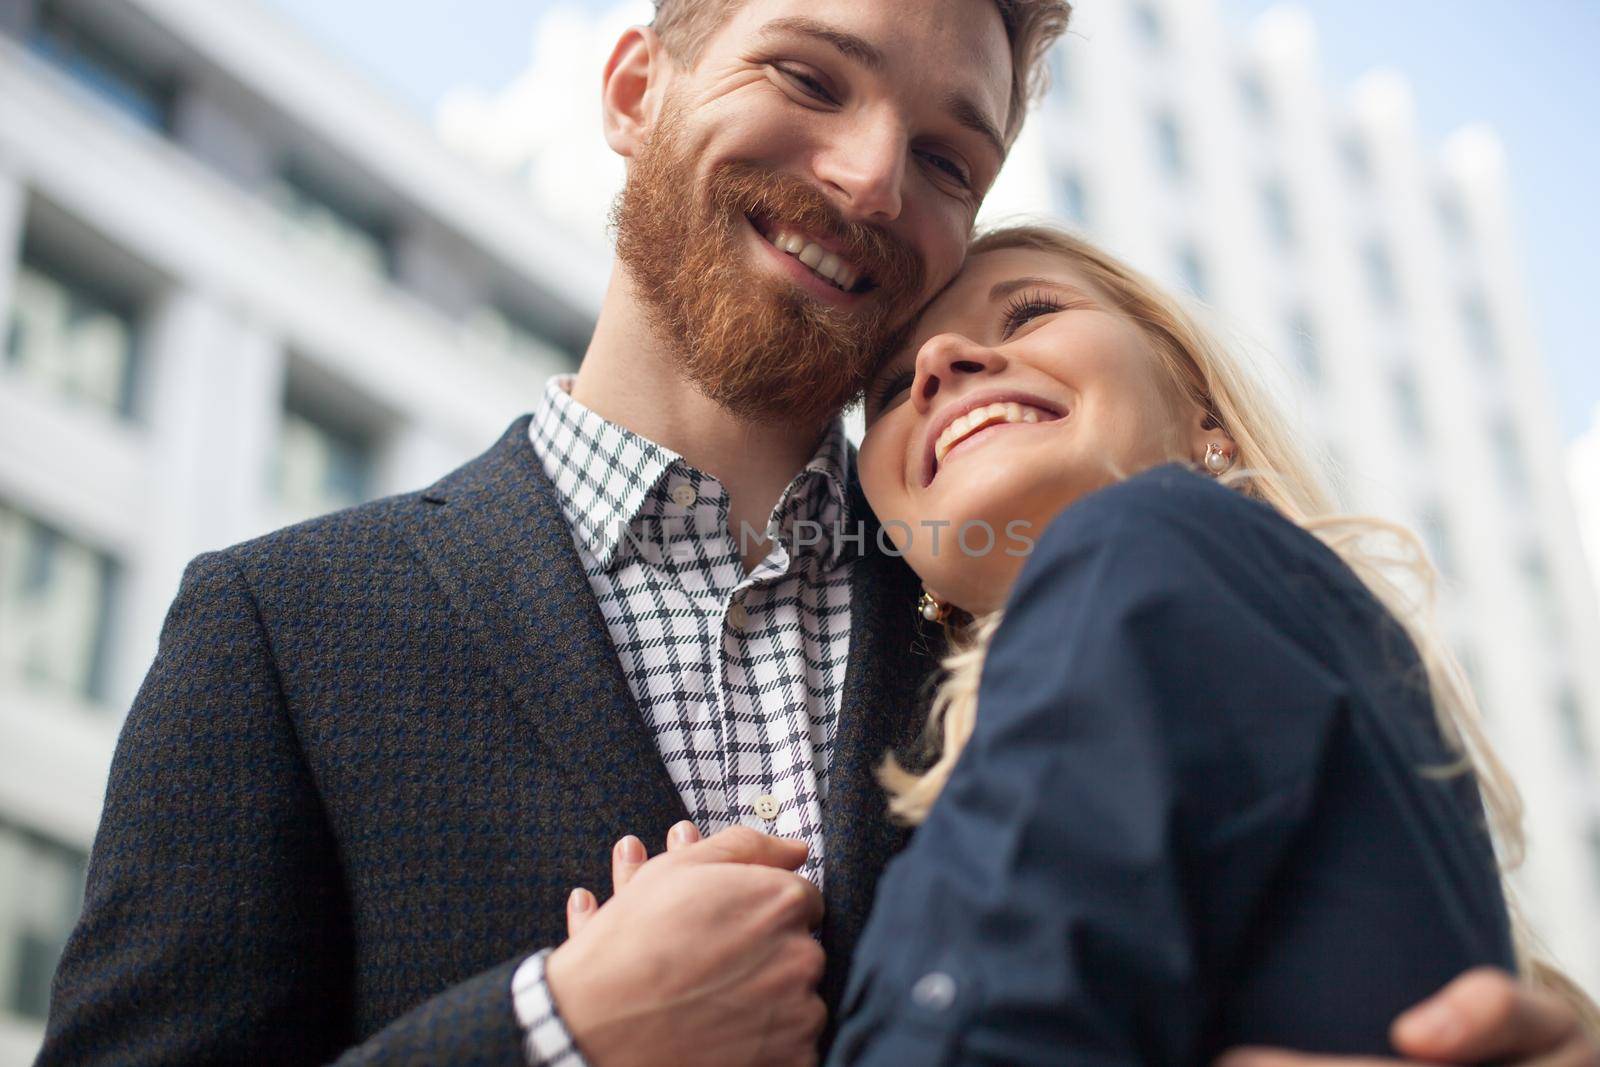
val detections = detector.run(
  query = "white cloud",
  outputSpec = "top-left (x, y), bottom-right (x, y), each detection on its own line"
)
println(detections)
top-left (434, 2), bottom-right (650, 254)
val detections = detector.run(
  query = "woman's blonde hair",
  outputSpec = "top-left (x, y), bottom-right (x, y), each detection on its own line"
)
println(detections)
top-left (879, 223), bottom-right (1598, 1024)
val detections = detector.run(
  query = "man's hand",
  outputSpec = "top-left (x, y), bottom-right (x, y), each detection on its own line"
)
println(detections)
top-left (1216, 968), bottom-right (1599, 1066)
top-left (546, 823), bottom-right (826, 1067)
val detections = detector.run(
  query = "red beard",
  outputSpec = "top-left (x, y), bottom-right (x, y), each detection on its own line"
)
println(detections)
top-left (612, 98), bottom-right (925, 427)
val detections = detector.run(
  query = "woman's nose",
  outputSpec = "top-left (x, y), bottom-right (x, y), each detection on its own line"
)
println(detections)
top-left (912, 333), bottom-right (1005, 414)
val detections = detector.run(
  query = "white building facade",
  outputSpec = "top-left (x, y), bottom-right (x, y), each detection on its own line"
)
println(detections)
top-left (443, 0), bottom-right (1600, 994)
top-left (0, 0), bottom-right (602, 1058)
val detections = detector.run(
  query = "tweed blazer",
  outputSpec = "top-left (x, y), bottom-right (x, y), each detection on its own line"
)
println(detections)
top-left (39, 416), bottom-right (943, 1066)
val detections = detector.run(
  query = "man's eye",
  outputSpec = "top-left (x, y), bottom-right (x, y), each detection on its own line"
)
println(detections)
top-left (917, 149), bottom-right (970, 188)
top-left (776, 65), bottom-right (837, 105)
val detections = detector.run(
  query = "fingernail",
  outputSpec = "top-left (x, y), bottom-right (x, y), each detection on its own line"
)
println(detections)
top-left (1397, 1001), bottom-right (1458, 1047)
top-left (670, 822), bottom-right (696, 845)
top-left (616, 835), bottom-right (645, 862)
top-left (568, 888), bottom-right (593, 912)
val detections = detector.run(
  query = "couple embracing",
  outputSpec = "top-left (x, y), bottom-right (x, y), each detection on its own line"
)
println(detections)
top-left (39, 1), bottom-right (1600, 1065)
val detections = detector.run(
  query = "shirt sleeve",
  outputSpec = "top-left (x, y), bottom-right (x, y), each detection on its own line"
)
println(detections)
top-left (511, 949), bottom-right (590, 1067)
top-left (830, 478), bottom-right (1348, 1066)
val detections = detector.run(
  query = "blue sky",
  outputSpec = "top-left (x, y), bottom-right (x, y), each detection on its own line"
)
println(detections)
top-left (261, 0), bottom-right (1599, 440)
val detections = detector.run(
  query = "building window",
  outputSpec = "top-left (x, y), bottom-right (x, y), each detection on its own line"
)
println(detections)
top-left (1341, 131), bottom-right (1372, 185)
top-left (4, 252), bottom-right (139, 418)
top-left (1391, 363), bottom-right (1427, 444)
top-left (1520, 544), bottom-right (1562, 638)
top-left (1556, 684), bottom-right (1594, 771)
top-left (1131, 1), bottom-right (1164, 46)
top-left (1286, 309), bottom-right (1321, 387)
top-left (1490, 416), bottom-right (1528, 501)
top-left (465, 303), bottom-right (576, 370)
top-left (1175, 243), bottom-right (1209, 301)
top-left (26, 2), bottom-right (174, 131)
top-left (1417, 501), bottom-right (1457, 579)
top-left (1054, 170), bottom-right (1088, 225)
top-left (0, 502), bottom-right (115, 704)
top-left (1260, 178), bottom-right (1294, 250)
top-left (0, 821), bottom-right (87, 1021)
top-left (269, 167), bottom-right (393, 280)
top-left (1460, 292), bottom-right (1498, 366)
top-left (271, 395), bottom-right (378, 520)
top-left (1438, 187), bottom-right (1470, 247)
top-left (1240, 69), bottom-right (1271, 122)
top-left (1048, 43), bottom-right (1073, 104)
top-left (1153, 109), bottom-right (1185, 181)
top-left (1363, 239), bottom-right (1399, 310)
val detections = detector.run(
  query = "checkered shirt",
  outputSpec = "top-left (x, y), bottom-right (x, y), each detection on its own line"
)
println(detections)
top-left (510, 374), bottom-right (855, 1066)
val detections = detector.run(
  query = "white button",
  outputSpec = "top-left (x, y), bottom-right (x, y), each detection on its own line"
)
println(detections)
top-left (752, 793), bottom-right (780, 821)
top-left (728, 602), bottom-right (749, 628)
top-left (670, 482), bottom-right (697, 508)
top-left (911, 971), bottom-right (957, 1012)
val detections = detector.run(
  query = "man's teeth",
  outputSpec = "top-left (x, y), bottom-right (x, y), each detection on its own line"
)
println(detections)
top-left (767, 230), bottom-right (861, 291)
top-left (935, 402), bottom-right (1047, 465)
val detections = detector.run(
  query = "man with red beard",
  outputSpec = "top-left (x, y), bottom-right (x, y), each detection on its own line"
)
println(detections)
top-left (38, 1), bottom-right (1597, 1066)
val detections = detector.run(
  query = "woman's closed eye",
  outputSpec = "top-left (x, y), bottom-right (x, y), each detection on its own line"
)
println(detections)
top-left (1000, 290), bottom-right (1069, 339)
top-left (868, 368), bottom-right (916, 414)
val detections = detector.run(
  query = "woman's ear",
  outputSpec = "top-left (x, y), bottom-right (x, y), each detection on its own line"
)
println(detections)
top-left (601, 25), bottom-right (669, 159)
top-left (1188, 406), bottom-right (1235, 468)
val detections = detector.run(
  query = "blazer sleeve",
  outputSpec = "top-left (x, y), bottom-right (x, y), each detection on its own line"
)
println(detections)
top-left (38, 551), bottom-right (529, 1066)
top-left (830, 485), bottom-right (1349, 1067)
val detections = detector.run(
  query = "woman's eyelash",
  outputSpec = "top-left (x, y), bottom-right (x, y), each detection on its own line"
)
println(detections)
top-left (1001, 290), bottom-right (1068, 337)
top-left (869, 370), bottom-right (915, 410)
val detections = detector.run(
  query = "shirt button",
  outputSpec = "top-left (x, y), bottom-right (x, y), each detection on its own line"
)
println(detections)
top-left (727, 602), bottom-right (749, 628)
top-left (911, 971), bottom-right (957, 1012)
top-left (752, 794), bottom-right (780, 821)
top-left (670, 482), bottom-right (697, 508)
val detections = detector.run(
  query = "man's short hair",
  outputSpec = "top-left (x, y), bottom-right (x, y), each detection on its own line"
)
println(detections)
top-left (651, 0), bottom-right (1073, 147)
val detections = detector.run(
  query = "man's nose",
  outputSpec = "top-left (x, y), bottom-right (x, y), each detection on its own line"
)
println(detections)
top-left (912, 333), bottom-right (1004, 413)
top-left (812, 113), bottom-right (906, 222)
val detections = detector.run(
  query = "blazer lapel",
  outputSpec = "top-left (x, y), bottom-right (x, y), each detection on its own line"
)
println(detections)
top-left (819, 465), bottom-right (948, 1020)
top-left (402, 416), bottom-right (689, 848)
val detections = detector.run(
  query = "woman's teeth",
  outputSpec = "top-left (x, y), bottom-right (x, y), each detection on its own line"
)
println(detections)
top-left (766, 230), bottom-right (861, 291)
top-left (935, 402), bottom-right (1047, 466)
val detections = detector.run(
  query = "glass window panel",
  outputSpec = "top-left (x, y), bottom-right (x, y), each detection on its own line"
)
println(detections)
top-left (1054, 170), bottom-right (1088, 225)
top-left (1261, 179), bottom-right (1294, 249)
top-left (1287, 310), bottom-right (1321, 386)
top-left (271, 405), bottom-right (376, 520)
top-left (1154, 110), bottom-right (1185, 180)
top-left (269, 171), bottom-right (392, 280)
top-left (1176, 243), bottom-right (1209, 301)
top-left (26, 5), bottom-right (173, 131)
top-left (4, 259), bottom-right (137, 417)
top-left (0, 503), bottom-right (115, 703)
top-left (0, 822), bottom-right (87, 1021)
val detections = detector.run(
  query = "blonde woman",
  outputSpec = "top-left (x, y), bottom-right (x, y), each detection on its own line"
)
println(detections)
top-left (827, 224), bottom-right (1597, 1064)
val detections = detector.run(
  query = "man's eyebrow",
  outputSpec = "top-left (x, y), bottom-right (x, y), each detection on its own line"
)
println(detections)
top-left (760, 17), bottom-right (884, 72)
top-left (989, 276), bottom-right (1096, 303)
top-left (945, 91), bottom-right (1006, 165)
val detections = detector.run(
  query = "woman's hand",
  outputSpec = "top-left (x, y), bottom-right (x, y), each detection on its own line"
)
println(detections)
top-left (1216, 968), bottom-right (1599, 1066)
top-left (566, 820), bottom-right (704, 938)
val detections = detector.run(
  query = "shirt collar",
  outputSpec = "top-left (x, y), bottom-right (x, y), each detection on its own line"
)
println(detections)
top-left (528, 374), bottom-right (855, 570)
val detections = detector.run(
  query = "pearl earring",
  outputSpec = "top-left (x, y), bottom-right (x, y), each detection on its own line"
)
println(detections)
top-left (1204, 442), bottom-right (1234, 474)
top-left (918, 590), bottom-right (951, 623)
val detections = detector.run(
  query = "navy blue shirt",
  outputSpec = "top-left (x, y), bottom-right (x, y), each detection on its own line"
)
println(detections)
top-left (831, 465), bottom-right (1514, 1065)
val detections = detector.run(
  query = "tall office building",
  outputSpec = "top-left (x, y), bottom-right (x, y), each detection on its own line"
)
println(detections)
top-left (443, 0), bottom-right (1600, 993)
top-left (0, 0), bottom-right (602, 1058)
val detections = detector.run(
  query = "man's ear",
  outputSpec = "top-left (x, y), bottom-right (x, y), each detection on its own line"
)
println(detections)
top-left (602, 25), bottom-right (669, 159)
